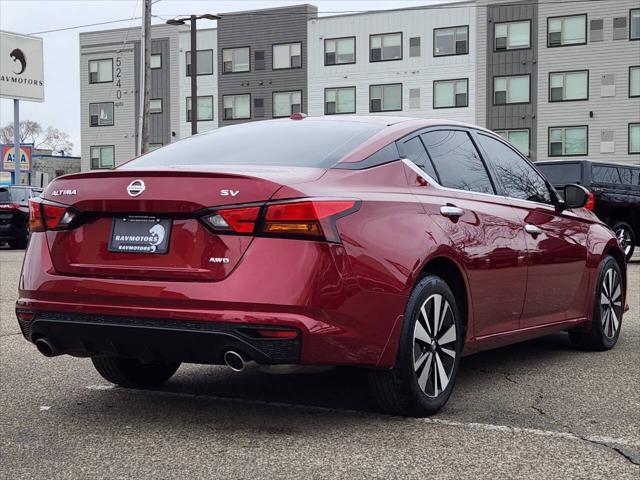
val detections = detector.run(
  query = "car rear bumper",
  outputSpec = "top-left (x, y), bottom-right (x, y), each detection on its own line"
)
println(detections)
top-left (17, 233), bottom-right (408, 367)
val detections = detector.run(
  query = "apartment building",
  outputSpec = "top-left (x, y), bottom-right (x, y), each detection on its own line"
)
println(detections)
top-left (79, 1), bottom-right (640, 170)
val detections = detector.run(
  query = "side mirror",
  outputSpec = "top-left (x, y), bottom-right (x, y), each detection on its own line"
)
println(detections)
top-left (564, 184), bottom-right (591, 209)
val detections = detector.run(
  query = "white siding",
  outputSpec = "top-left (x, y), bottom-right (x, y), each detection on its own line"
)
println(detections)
top-left (537, 0), bottom-right (640, 164)
top-left (178, 29), bottom-right (218, 138)
top-left (307, 2), bottom-right (476, 123)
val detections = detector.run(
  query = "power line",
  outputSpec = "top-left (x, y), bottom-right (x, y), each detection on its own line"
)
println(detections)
top-left (26, 0), bottom-right (611, 35)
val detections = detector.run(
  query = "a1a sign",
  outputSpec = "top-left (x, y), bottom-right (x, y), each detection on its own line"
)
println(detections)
top-left (1, 144), bottom-right (31, 172)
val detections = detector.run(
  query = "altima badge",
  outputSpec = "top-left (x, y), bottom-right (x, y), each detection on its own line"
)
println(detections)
top-left (127, 179), bottom-right (146, 197)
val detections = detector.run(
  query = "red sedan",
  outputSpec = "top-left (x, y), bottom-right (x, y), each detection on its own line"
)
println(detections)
top-left (16, 116), bottom-right (627, 416)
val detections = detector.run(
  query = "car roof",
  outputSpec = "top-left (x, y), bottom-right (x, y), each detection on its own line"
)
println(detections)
top-left (536, 159), bottom-right (640, 170)
top-left (301, 115), bottom-right (482, 129)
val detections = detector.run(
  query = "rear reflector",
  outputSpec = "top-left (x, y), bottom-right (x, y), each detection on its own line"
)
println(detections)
top-left (256, 329), bottom-right (299, 339)
top-left (29, 198), bottom-right (77, 232)
top-left (0, 203), bottom-right (20, 210)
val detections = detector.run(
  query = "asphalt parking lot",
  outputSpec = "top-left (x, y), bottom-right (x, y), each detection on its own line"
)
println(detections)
top-left (1, 248), bottom-right (639, 479)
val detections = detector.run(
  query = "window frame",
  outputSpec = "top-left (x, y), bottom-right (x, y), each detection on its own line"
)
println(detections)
top-left (630, 123), bottom-right (640, 154)
top-left (272, 42), bottom-right (303, 71)
top-left (186, 95), bottom-right (214, 122)
top-left (630, 66), bottom-right (640, 97)
top-left (221, 47), bottom-right (250, 74)
top-left (90, 145), bottom-right (115, 170)
top-left (548, 69), bottom-right (589, 102)
top-left (222, 94), bottom-right (251, 120)
top-left (324, 36), bottom-right (356, 66)
top-left (493, 74), bottom-right (531, 105)
top-left (89, 102), bottom-right (114, 127)
top-left (88, 58), bottom-right (113, 84)
top-left (547, 14), bottom-right (587, 48)
top-left (272, 90), bottom-right (303, 118)
top-left (369, 83), bottom-right (403, 113)
top-left (369, 32), bottom-right (403, 63)
top-left (494, 128), bottom-right (531, 156)
top-left (631, 8), bottom-right (640, 40)
top-left (324, 86), bottom-right (356, 115)
top-left (433, 78), bottom-right (469, 109)
top-left (548, 125), bottom-right (589, 157)
top-left (185, 49), bottom-right (214, 76)
top-left (149, 98), bottom-right (163, 114)
top-left (150, 53), bottom-right (162, 70)
top-left (433, 25), bottom-right (469, 57)
top-left (494, 20), bottom-right (532, 51)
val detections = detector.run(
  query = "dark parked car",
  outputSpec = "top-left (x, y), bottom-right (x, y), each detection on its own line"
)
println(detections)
top-left (17, 117), bottom-right (627, 416)
top-left (536, 160), bottom-right (640, 261)
top-left (0, 185), bottom-right (43, 249)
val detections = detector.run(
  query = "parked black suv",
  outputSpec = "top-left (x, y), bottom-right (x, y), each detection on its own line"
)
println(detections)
top-left (0, 186), bottom-right (43, 249)
top-left (536, 160), bottom-right (640, 260)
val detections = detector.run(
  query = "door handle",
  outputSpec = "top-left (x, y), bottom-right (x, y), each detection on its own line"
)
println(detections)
top-left (440, 206), bottom-right (465, 218)
top-left (524, 224), bottom-right (542, 235)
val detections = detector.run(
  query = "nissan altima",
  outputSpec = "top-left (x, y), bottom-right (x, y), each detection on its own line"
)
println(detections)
top-left (16, 116), bottom-right (627, 416)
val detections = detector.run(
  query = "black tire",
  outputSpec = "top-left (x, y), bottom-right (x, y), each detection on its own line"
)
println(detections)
top-left (369, 275), bottom-right (463, 416)
top-left (91, 356), bottom-right (180, 388)
top-left (612, 221), bottom-right (635, 261)
top-left (569, 256), bottom-right (624, 351)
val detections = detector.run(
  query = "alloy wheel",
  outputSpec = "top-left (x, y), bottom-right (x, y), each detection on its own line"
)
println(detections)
top-left (413, 293), bottom-right (457, 398)
top-left (601, 268), bottom-right (623, 339)
top-left (615, 227), bottom-right (633, 258)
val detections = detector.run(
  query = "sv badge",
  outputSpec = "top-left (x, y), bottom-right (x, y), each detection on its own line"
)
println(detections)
top-left (220, 189), bottom-right (239, 197)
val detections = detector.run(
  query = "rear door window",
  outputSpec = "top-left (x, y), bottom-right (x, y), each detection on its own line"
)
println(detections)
top-left (477, 134), bottom-right (552, 204)
top-left (421, 130), bottom-right (495, 194)
top-left (592, 165), bottom-right (622, 184)
top-left (401, 136), bottom-right (438, 180)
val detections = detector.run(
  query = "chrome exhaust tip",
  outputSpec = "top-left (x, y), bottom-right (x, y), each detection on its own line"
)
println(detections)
top-left (223, 350), bottom-right (247, 372)
top-left (35, 337), bottom-right (58, 357)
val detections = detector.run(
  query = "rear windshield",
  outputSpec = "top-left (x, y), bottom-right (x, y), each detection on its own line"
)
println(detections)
top-left (121, 120), bottom-right (384, 170)
top-left (537, 163), bottom-right (582, 185)
top-left (0, 187), bottom-right (28, 203)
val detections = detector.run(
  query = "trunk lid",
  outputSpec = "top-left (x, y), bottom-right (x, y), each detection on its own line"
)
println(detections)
top-left (43, 166), bottom-right (323, 281)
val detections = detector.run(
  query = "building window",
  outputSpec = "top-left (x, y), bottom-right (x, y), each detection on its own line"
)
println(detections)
top-left (409, 88), bottom-right (420, 109)
top-left (409, 37), bottom-right (421, 57)
top-left (254, 98), bottom-right (265, 118)
top-left (630, 66), bottom-right (640, 97)
top-left (495, 129), bottom-right (530, 156)
top-left (495, 20), bottom-right (530, 50)
top-left (325, 37), bottom-right (355, 65)
top-left (630, 124), bottom-right (640, 154)
top-left (150, 54), bottom-right (162, 69)
top-left (273, 91), bottom-right (302, 117)
top-left (434, 26), bottom-right (468, 56)
top-left (370, 33), bottom-right (402, 62)
top-left (222, 47), bottom-right (249, 73)
top-left (149, 99), bottom-right (162, 114)
top-left (90, 146), bottom-right (114, 169)
top-left (632, 9), bottom-right (640, 40)
top-left (549, 71), bottom-right (588, 101)
top-left (590, 19), bottom-right (604, 42)
top-left (255, 51), bottom-right (265, 70)
top-left (370, 83), bottom-right (402, 112)
top-left (88, 59), bottom-right (112, 84)
top-left (547, 14), bottom-right (586, 47)
top-left (434, 79), bottom-right (468, 108)
top-left (186, 50), bottom-right (214, 76)
top-left (186, 96), bottom-right (214, 122)
top-left (148, 143), bottom-right (162, 151)
top-left (273, 42), bottom-right (302, 70)
top-left (549, 126), bottom-right (588, 156)
top-left (223, 94), bottom-right (250, 120)
top-left (325, 87), bottom-right (356, 114)
top-left (494, 75), bottom-right (530, 105)
top-left (89, 102), bottom-right (114, 127)
top-left (613, 17), bottom-right (628, 40)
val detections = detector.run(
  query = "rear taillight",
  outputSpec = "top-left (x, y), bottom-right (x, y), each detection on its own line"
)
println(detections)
top-left (29, 198), bottom-right (77, 232)
top-left (201, 199), bottom-right (359, 243)
top-left (0, 203), bottom-right (20, 211)
top-left (585, 192), bottom-right (595, 211)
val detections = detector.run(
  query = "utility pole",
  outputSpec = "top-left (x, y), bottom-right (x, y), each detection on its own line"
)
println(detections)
top-left (140, 0), bottom-right (152, 154)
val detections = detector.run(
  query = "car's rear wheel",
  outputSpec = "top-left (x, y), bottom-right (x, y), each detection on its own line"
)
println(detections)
top-left (612, 221), bottom-right (635, 261)
top-left (569, 256), bottom-right (623, 351)
top-left (91, 356), bottom-right (180, 388)
top-left (369, 275), bottom-right (463, 416)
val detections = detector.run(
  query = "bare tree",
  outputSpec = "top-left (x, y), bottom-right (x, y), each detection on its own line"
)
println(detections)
top-left (0, 121), bottom-right (74, 155)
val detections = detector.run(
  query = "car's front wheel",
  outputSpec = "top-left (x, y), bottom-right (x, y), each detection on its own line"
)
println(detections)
top-left (369, 275), bottom-right (463, 416)
top-left (569, 256), bottom-right (624, 351)
top-left (92, 356), bottom-right (180, 388)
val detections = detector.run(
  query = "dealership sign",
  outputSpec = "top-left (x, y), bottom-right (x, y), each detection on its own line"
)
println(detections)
top-left (1, 144), bottom-right (32, 172)
top-left (0, 31), bottom-right (44, 102)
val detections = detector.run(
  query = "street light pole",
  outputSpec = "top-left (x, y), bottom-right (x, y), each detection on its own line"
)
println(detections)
top-left (167, 13), bottom-right (220, 137)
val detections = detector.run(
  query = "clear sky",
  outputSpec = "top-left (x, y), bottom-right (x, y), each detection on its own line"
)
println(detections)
top-left (0, 0), bottom-right (465, 154)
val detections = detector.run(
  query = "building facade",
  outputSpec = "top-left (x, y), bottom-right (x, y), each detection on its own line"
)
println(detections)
top-left (79, 1), bottom-right (640, 170)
